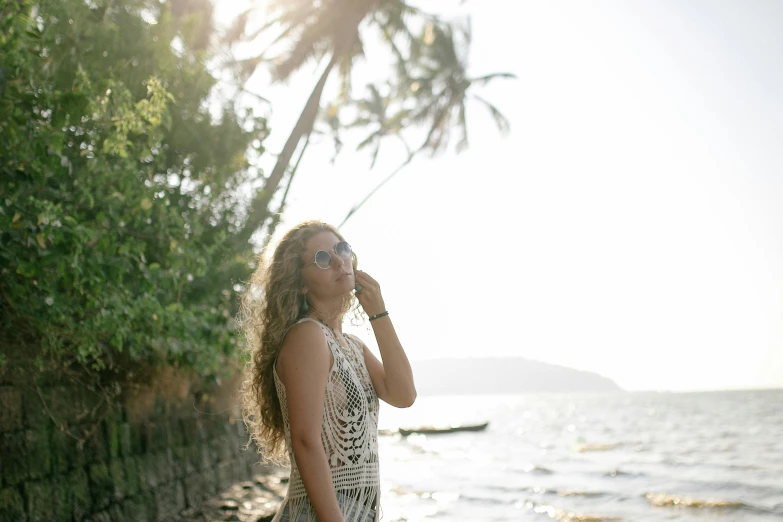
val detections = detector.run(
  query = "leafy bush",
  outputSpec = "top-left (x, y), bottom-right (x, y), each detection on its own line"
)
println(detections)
top-left (0, 0), bottom-right (267, 382)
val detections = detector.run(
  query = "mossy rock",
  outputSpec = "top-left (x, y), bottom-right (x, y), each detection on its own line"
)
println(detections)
top-left (84, 510), bottom-right (111, 522)
top-left (88, 462), bottom-right (113, 511)
top-left (132, 490), bottom-right (157, 522)
top-left (52, 478), bottom-right (74, 522)
top-left (183, 472), bottom-right (205, 509)
top-left (180, 417), bottom-right (198, 445)
top-left (122, 497), bottom-right (150, 522)
top-left (51, 426), bottom-right (86, 473)
top-left (23, 480), bottom-right (54, 522)
top-left (172, 446), bottom-right (195, 477)
top-left (49, 387), bottom-right (85, 426)
top-left (0, 433), bottom-right (28, 486)
top-left (0, 387), bottom-right (23, 432)
top-left (108, 459), bottom-right (126, 501)
top-left (131, 423), bottom-right (145, 455)
top-left (0, 487), bottom-right (26, 522)
top-left (157, 480), bottom-right (185, 519)
top-left (105, 421), bottom-right (122, 459)
top-left (70, 467), bottom-right (92, 521)
top-left (25, 428), bottom-right (51, 479)
top-left (107, 503), bottom-right (124, 522)
top-left (197, 440), bottom-right (214, 471)
top-left (123, 457), bottom-right (140, 497)
top-left (166, 417), bottom-right (185, 447)
top-left (118, 423), bottom-right (132, 457)
top-left (20, 387), bottom-right (52, 431)
top-left (140, 421), bottom-right (167, 453)
top-left (81, 423), bottom-right (109, 465)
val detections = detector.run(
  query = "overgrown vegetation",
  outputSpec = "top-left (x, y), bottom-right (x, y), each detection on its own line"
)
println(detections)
top-left (0, 0), bottom-right (266, 391)
top-left (0, 0), bottom-right (512, 440)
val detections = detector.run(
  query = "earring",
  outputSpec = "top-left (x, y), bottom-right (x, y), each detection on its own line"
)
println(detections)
top-left (301, 295), bottom-right (309, 314)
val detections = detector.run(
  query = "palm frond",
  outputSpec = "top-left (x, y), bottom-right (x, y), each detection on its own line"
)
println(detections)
top-left (237, 0), bottom-right (516, 241)
top-left (455, 103), bottom-right (468, 153)
top-left (265, 0), bottom-right (316, 13)
top-left (469, 72), bottom-right (516, 87)
top-left (375, 20), bottom-right (411, 81)
top-left (369, 137), bottom-right (382, 168)
top-left (230, 55), bottom-right (267, 85)
top-left (367, 84), bottom-right (386, 113)
top-left (386, 108), bottom-right (411, 132)
top-left (346, 116), bottom-right (374, 128)
top-left (242, 5), bottom-right (312, 50)
top-left (420, 102), bottom-right (452, 155)
top-left (472, 94), bottom-right (510, 135)
top-left (223, 8), bottom-right (253, 45)
top-left (356, 130), bottom-right (381, 151)
top-left (273, 14), bottom-right (336, 80)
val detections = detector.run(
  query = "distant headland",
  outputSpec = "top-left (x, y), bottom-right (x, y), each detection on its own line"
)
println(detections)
top-left (412, 357), bottom-right (622, 395)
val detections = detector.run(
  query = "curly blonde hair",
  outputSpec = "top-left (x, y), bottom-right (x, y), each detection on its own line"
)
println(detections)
top-left (238, 220), bottom-right (359, 464)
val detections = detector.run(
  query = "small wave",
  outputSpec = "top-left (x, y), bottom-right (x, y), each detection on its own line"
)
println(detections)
top-left (459, 493), bottom-right (513, 505)
top-left (603, 469), bottom-right (644, 478)
top-left (624, 459), bottom-right (763, 473)
top-left (388, 487), bottom-right (461, 504)
top-left (574, 442), bottom-right (621, 453)
top-left (388, 486), bottom-right (432, 499)
top-left (521, 464), bottom-right (554, 474)
top-left (521, 500), bottom-right (621, 521)
top-left (644, 492), bottom-right (744, 509)
top-left (720, 462), bottom-right (763, 471)
top-left (482, 484), bottom-right (523, 494)
top-left (558, 490), bottom-right (606, 498)
top-left (660, 458), bottom-right (694, 467)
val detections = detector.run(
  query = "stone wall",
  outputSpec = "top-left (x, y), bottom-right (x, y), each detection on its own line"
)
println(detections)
top-left (0, 368), bottom-right (262, 522)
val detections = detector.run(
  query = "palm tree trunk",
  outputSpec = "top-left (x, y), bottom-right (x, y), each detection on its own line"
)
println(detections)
top-left (234, 54), bottom-right (338, 248)
top-left (260, 131), bottom-right (313, 253)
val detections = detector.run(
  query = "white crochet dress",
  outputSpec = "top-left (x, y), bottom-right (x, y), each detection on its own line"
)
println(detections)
top-left (271, 317), bottom-right (381, 522)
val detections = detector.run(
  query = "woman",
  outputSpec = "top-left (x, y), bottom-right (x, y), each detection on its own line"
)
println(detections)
top-left (240, 220), bottom-right (417, 522)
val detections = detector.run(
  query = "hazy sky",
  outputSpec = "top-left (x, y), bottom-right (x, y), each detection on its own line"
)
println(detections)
top-left (215, 1), bottom-right (783, 392)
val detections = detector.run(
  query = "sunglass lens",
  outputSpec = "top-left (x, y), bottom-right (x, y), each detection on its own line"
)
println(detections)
top-left (315, 250), bottom-right (332, 269)
top-left (335, 241), bottom-right (352, 259)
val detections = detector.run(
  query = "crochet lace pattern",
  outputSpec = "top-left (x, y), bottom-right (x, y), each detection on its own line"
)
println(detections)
top-left (271, 318), bottom-right (381, 521)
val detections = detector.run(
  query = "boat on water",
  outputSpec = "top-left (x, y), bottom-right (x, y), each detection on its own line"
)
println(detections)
top-left (397, 421), bottom-right (489, 436)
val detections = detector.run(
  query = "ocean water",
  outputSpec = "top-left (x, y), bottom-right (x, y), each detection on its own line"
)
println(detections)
top-left (375, 389), bottom-right (783, 521)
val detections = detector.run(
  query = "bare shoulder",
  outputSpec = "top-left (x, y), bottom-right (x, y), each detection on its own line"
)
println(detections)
top-left (276, 321), bottom-right (334, 443)
top-left (276, 321), bottom-right (331, 381)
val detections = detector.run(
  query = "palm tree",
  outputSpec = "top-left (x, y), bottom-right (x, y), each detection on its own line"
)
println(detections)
top-left (409, 20), bottom-right (514, 154)
top-left (232, 0), bottom-right (384, 248)
top-left (348, 84), bottom-right (412, 169)
top-left (339, 18), bottom-right (514, 226)
top-left (230, 0), bottom-right (512, 247)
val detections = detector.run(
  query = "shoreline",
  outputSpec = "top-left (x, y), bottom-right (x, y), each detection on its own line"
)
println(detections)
top-left (177, 465), bottom-right (290, 522)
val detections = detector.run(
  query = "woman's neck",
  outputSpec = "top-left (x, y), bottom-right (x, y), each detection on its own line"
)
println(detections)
top-left (308, 307), bottom-right (342, 334)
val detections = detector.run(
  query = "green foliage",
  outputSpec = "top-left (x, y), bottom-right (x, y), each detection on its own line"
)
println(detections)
top-left (0, 0), bottom-right (268, 381)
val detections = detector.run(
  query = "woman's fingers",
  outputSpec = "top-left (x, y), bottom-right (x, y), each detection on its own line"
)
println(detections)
top-left (354, 270), bottom-right (379, 289)
top-left (358, 270), bottom-right (379, 287)
top-left (353, 271), bottom-right (369, 288)
top-left (353, 270), bottom-right (385, 316)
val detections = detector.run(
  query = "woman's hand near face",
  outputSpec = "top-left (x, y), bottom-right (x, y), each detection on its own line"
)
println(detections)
top-left (353, 270), bottom-right (386, 317)
top-left (352, 268), bottom-right (417, 408)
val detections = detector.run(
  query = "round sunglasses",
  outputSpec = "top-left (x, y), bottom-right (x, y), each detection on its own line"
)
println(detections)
top-left (302, 241), bottom-right (353, 270)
